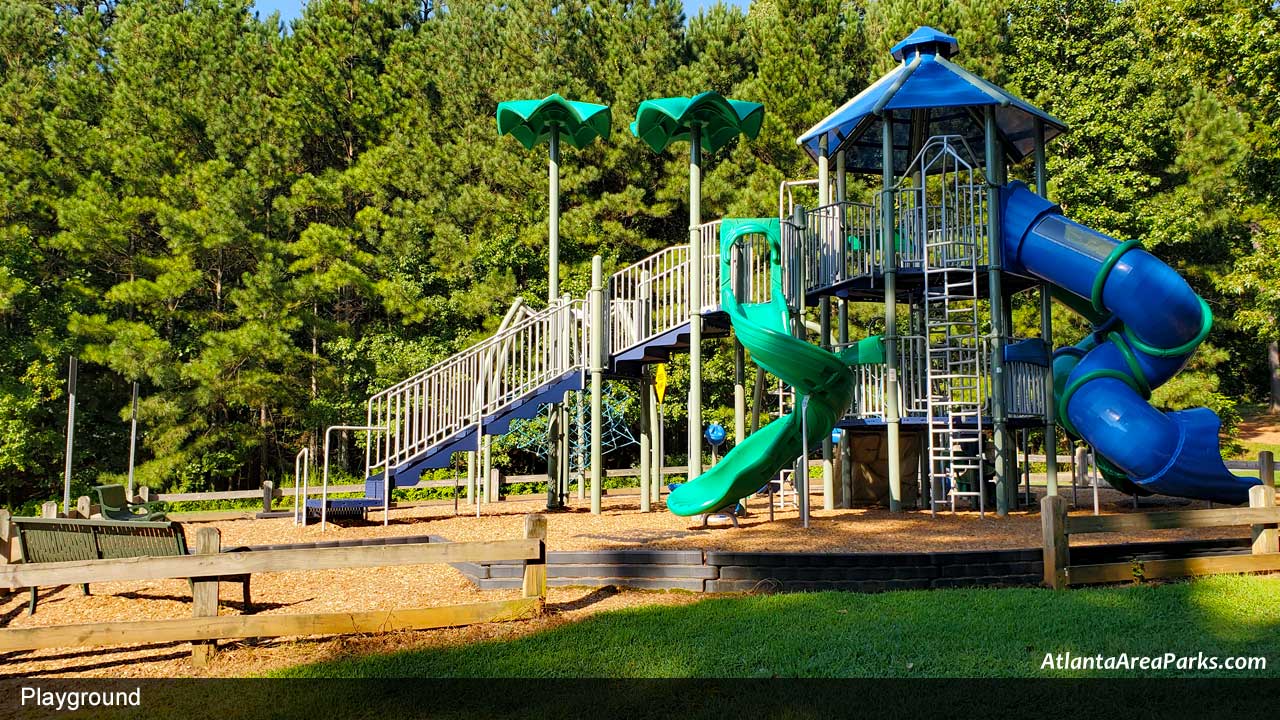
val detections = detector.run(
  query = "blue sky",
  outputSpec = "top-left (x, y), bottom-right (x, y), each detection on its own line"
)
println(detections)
top-left (252, 0), bottom-right (748, 24)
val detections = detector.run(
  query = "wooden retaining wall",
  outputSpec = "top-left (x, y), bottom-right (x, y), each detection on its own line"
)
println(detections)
top-left (449, 538), bottom-right (1257, 594)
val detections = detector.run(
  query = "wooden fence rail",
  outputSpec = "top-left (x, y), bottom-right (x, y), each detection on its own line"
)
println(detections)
top-left (1042, 469), bottom-right (1280, 590)
top-left (0, 514), bottom-right (548, 666)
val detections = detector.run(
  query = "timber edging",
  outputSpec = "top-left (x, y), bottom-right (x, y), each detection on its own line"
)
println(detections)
top-left (441, 538), bottom-right (1254, 593)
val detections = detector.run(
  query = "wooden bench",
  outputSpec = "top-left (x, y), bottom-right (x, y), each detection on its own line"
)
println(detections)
top-left (11, 517), bottom-right (251, 615)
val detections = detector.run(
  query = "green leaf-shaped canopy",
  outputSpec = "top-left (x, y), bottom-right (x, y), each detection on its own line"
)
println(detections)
top-left (495, 94), bottom-right (612, 151)
top-left (630, 91), bottom-right (765, 154)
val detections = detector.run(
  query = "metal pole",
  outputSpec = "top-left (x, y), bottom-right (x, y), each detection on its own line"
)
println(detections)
top-left (1073, 445), bottom-right (1085, 507)
top-left (546, 127), bottom-right (564, 510)
top-left (576, 393), bottom-right (585, 500)
top-left (881, 113), bottom-right (903, 512)
top-left (640, 368), bottom-right (652, 512)
top-left (1022, 427), bottom-right (1031, 507)
top-left (590, 256), bottom-right (604, 515)
top-left (819, 297), bottom-right (834, 511)
top-left (295, 448), bottom-right (308, 526)
top-left (127, 381), bottom-right (139, 499)
top-left (801, 395), bottom-right (811, 528)
top-left (836, 150), bottom-right (852, 508)
top-left (789, 204), bottom-right (808, 514)
top-left (733, 241), bottom-right (747, 446)
top-left (654, 402), bottom-right (664, 502)
top-left (984, 106), bottom-right (1011, 516)
top-left (687, 125), bottom-right (703, 482)
top-left (467, 450), bottom-right (476, 506)
top-left (750, 367), bottom-right (765, 434)
top-left (547, 407), bottom-right (562, 509)
top-left (1033, 118), bottom-right (1058, 497)
top-left (63, 356), bottom-right (77, 514)
top-left (321, 428), bottom-right (330, 530)
top-left (482, 435), bottom-right (493, 505)
top-left (1089, 448), bottom-right (1100, 516)
top-left (548, 125), bottom-right (560, 303)
top-left (816, 137), bottom-right (834, 511)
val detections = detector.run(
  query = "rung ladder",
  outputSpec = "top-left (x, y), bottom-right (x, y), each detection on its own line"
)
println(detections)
top-left (904, 136), bottom-right (989, 517)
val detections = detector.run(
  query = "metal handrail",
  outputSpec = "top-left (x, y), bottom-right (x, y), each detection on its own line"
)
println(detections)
top-left (293, 448), bottom-right (309, 526)
top-left (319, 424), bottom-right (385, 531)
top-left (366, 299), bottom-right (589, 481)
top-left (607, 226), bottom-right (721, 357)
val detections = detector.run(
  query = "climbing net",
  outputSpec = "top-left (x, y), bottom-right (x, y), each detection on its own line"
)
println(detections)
top-left (506, 382), bottom-right (638, 473)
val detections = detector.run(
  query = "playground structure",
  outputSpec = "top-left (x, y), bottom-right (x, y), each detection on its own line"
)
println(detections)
top-left (299, 27), bottom-right (1260, 527)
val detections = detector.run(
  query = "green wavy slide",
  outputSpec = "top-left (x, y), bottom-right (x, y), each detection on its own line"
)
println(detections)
top-left (666, 218), bottom-right (881, 517)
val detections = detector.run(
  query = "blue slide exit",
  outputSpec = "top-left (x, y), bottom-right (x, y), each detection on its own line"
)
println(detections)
top-left (1000, 181), bottom-right (1259, 504)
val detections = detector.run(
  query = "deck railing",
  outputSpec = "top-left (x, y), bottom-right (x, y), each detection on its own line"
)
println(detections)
top-left (366, 300), bottom-right (588, 478)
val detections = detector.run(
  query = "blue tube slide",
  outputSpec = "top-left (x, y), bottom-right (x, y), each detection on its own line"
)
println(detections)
top-left (1001, 181), bottom-right (1259, 504)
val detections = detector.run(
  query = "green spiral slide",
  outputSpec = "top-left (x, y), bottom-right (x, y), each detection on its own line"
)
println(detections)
top-left (666, 218), bottom-right (880, 517)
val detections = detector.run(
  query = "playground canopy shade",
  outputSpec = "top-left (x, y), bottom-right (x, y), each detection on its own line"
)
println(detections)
top-left (496, 94), bottom-right (612, 150)
top-left (630, 91), bottom-right (765, 154)
top-left (796, 26), bottom-right (1068, 175)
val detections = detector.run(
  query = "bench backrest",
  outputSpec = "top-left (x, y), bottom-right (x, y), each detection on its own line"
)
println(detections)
top-left (13, 517), bottom-right (187, 564)
top-left (94, 484), bottom-right (129, 514)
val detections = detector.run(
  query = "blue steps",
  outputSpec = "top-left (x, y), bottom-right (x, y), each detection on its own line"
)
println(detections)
top-left (311, 371), bottom-right (586, 516)
top-left (610, 312), bottom-right (730, 377)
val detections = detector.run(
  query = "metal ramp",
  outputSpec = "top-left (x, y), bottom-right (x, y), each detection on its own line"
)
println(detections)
top-left (901, 137), bottom-right (990, 516)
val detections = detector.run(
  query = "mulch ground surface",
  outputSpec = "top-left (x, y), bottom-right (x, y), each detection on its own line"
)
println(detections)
top-left (1, 486), bottom-right (1242, 678)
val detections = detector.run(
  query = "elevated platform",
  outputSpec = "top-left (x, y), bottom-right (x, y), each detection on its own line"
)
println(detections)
top-left (836, 415), bottom-right (1046, 432)
top-left (304, 497), bottom-right (384, 520)
top-left (803, 266), bottom-right (1042, 306)
top-left (609, 311), bottom-right (730, 377)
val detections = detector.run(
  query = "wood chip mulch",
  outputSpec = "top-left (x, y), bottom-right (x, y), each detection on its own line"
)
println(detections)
top-left (0, 486), bottom-right (1246, 678)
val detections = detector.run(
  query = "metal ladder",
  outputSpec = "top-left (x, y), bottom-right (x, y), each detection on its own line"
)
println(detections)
top-left (923, 260), bottom-right (985, 516)
top-left (911, 139), bottom-right (987, 517)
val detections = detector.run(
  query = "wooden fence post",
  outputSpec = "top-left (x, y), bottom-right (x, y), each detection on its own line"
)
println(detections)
top-left (1041, 494), bottom-right (1069, 589)
top-left (138, 486), bottom-right (152, 504)
top-left (0, 509), bottom-right (10, 565)
top-left (261, 481), bottom-right (274, 514)
top-left (190, 527), bottom-right (221, 667)
top-left (490, 469), bottom-right (502, 502)
top-left (0, 509), bottom-right (11, 598)
top-left (75, 495), bottom-right (92, 520)
top-left (41, 502), bottom-right (58, 519)
top-left (521, 514), bottom-right (547, 608)
top-left (1260, 451), bottom-right (1275, 488)
top-left (1249, 484), bottom-right (1278, 555)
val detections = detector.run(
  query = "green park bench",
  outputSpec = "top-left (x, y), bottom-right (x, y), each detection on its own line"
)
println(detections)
top-left (11, 517), bottom-right (252, 615)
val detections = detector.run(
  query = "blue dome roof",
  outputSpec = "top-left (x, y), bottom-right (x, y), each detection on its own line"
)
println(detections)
top-left (890, 26), bottom-right (959, 60)
top-left (797, 27), bottom-right (1067, 175)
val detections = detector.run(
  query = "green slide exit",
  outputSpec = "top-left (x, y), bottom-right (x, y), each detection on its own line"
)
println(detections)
top-left (666, 218), bottom-right (878, 517)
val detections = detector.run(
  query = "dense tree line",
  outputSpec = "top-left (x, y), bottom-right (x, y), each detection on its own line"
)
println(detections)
top-left (1, 0), bottom-right (1276, 506)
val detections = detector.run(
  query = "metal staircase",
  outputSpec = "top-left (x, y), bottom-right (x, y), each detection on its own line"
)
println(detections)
top-left (608, 225), bottom-right (724, 375)
top-left (903, 137), bottom-right (990, 516)
top-left (304, 232), bottom-right (723, 525)
top-left (363, 298), bottom-right (589, 491)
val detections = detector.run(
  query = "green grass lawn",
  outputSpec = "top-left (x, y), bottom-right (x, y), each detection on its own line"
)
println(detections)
top-left (273, 576), bottom-right (1280, 678)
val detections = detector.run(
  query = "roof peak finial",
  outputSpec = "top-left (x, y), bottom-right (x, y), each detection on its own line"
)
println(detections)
top-left (890, 26), bottom-right (960, 62)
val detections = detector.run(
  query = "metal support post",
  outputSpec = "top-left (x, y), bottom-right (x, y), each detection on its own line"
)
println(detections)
top-left (881, 114), bottom-right (902, 512)
top-left (687, 125), bottom-right (703, 482)
top-left (985, 107), bottom-right (1011, 516)
top-left (589, 256), bottom-right (605, 515)
top-left (1033, 118), bottom-right (1058, 497)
